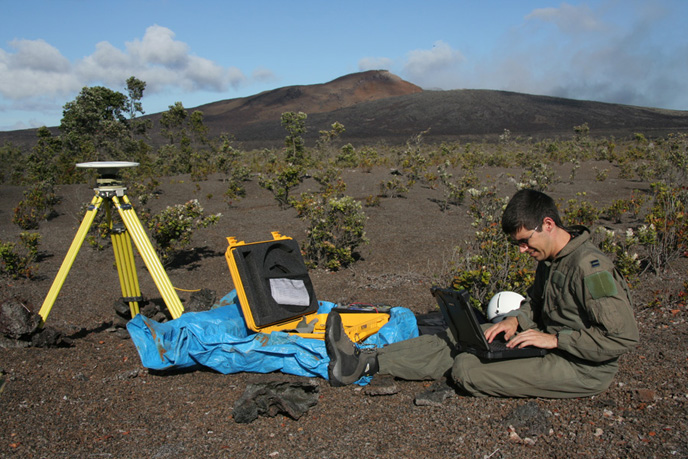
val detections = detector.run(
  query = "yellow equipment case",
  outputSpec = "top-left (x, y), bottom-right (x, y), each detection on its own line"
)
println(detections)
top-left (225, 232), bottom-right (389, 342)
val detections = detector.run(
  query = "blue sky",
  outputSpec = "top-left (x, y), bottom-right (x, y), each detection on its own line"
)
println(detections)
top-left (1, 0), bottom-right (687, 131)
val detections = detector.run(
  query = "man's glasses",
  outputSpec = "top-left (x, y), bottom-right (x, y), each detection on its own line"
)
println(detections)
top-left (511, 226), bottom-right (539, 247)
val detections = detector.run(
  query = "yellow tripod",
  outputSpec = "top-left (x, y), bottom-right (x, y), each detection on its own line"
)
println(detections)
top-left (38, 161), bottom-right (184, 325)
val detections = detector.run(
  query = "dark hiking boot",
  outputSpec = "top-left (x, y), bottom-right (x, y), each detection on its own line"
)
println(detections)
top-left (325, 310), bottom-right (379, 386)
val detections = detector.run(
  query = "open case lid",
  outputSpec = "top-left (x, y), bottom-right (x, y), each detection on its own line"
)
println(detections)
top-left (225, 232), bottom-right (319, 331)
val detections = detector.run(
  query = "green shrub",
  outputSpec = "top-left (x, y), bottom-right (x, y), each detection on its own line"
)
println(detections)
top-left (258, 164), bottom-right (305, 209)
top-left (434, 164), bottom-right (475, 211)
top-left (605, 199), bottom-right (631, 224)
top-left (447, 187), bottom-right (535, 308)
top-left (358, 147), bottom-right (380, 172)
top-left (596, 183), bottom-right (687, 276)
top-left (189, 150), bottom-right (214, 182)
top-left (397, 130), bottom-right (430, 181)
top-left (627, 192), bottom-right (647, 219)
top-left (617, 160), bottom-right (635, 180)
top-left (215, 136), bottom-right (250, 206)
top-left (300, 195), bottom-right (368, 270)
top-left (0, 142), bottom-right (25, 185)
top-left (378, 176), bottom-right (409, 198)
top-left (154, 144), bottom-right (190, 176)
top-left (18, 232), bottom-right (41, 259)
top-left (281, 111), bottom-right (309, 164)
top-left (568, 158), bottom-right (581, 183)
top-left (595, 227), bottom-right (642, 284)
top-left (424, 170), bottom-right (440, 189)
top-left (364, 194), bottom-right (381, 207)
top-left (290, 192), bottom-right (320, 218)
top-left (12, 181), bottom-right (59, 230)
top-left (594, 167), bottom-right (610, 182)
top-left (335, 144), bottom-right (358, 168)
top-left (638, 183), bottom-right (688, 273)
top-left (127, 177), bottom-right (161, 207)
top-left (518, 161), bottom-right (556, 191)
top-left (562, 192), bottom-right (600, 227)
top-left (148, 200), bottom-right (221, 264)
top-left (312, 166), bottom-right (347, 198)
top-left (223, 180), bottom-right (247, 206)
top-left (662, 133), bottom-right (688, 187)
top-left (0, 233), bottom-right (41, 279)
top-left (315, 121), bottom-right (345, 161)
top-left (290, 167), bottom-right (366, 269)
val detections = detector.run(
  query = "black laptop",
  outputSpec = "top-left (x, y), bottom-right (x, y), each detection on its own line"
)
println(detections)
top-left (431, 287), bottom-right (548, 360)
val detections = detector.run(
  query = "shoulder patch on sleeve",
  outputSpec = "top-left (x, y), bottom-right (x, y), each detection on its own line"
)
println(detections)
top-left (584, 271), bottom-right (618, 299)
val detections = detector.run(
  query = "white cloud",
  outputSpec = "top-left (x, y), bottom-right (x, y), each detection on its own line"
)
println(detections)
top-left (517, 3), bottom-right (688, 108)
top-left (75, 41), bottom-right (132, 86)
top-left (79, 25), bottom-right (246, 93)
top-left (405, 40), bottom-right (464, 74)
top-left (9, 38), bottom-right (71, 72)
top-left (402, 41), bottom-right (464, 88)
top-left (0, 39), bottom-right (81, 99)
top-left (420, 2), bottom-right (688, 110)
top-left (126, 25), bottom-right (190, 68)
top-left (183, 56), bottom-right (244, 91)
top-left (0, 25), bottom-right (258, 103)
top-left (526, 3), bottom-right (605, 34)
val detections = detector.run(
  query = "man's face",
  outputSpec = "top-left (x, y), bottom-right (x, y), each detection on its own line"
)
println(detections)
top-left (512, 225), bottom-right (549, 261)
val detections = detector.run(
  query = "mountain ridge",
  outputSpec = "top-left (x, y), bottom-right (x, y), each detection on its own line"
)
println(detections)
top-left (1, 70), bottom-right (687, 149)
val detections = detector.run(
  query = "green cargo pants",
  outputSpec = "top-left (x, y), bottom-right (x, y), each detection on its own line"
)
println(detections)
top-left (376, 329), bottom-right (619, 398)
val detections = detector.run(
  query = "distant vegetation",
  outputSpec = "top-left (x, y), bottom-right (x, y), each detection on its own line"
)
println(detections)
top-left (1, 78), bottom-right (687, 311)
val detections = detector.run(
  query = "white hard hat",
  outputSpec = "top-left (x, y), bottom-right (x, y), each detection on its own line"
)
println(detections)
top-left (486, 291), bottom-right (525, 322)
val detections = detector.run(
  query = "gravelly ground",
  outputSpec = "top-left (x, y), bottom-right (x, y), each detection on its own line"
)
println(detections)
top-left (1, 163), bottom-right (686, 458)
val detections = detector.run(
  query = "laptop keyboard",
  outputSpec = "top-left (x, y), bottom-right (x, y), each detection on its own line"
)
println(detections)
top-left (488, 339), bottom-right (510, 351)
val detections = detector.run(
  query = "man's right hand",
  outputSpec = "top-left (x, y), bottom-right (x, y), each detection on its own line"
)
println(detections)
top-left (484, 316), bottom-right (519, 342)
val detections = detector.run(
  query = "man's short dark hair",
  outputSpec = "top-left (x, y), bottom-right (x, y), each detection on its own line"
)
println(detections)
top-left (501, 189), bottom-right (564, 235)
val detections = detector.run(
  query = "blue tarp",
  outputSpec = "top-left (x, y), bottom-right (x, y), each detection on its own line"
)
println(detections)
top-left (127, 290), bottom-right (418, 383)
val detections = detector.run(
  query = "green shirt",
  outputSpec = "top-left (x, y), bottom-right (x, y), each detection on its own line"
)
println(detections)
top-left (513, 226), bottom-right (639, 363)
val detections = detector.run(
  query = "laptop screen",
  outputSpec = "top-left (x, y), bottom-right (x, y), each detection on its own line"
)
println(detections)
top-left (431, 287), bottom-right (548, 360)
top-left (432, 287), bottom-right (491, 351)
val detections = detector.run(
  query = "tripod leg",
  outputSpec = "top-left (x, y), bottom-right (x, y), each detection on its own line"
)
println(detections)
top-left (112, 195), bottom-right (185, 319)
top-left (106, 202), bottom-right (142, 318)
top-left (38, 195), bottom-right (103, 325)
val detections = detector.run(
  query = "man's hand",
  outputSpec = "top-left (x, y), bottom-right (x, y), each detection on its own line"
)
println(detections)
top-left (485, 317), bottom-right (519, 342)
top-left (505, 329), bottom-right (558, 350)
top-left (484, 317), bottom-right (558, 350)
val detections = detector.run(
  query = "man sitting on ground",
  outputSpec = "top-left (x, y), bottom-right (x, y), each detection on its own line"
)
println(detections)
top-left (325, 189), bottom-right (639, 398)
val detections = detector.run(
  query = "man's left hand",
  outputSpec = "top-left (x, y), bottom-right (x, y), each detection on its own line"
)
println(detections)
top-left (507, 329), bottom-right (558, 350)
